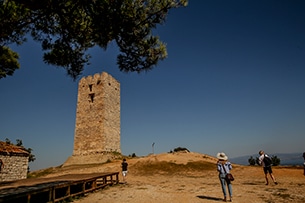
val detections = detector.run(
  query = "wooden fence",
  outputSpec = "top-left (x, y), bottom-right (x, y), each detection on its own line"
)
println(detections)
top-left (0, 172), bottom-right (119, 203)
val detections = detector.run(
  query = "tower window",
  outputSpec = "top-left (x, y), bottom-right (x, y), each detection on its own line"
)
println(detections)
top-left (89, 93), bottom-right (95, 103)
top-left (89, 84), bottom-right (93, 91)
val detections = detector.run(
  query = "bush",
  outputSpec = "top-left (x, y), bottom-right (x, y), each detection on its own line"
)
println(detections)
top-left (129, 153), bottom-right (136, 157)
top-left (173, 147), bottom-right (190, 152)
top-left (248, 156), bottom-right (256, 166)
top-left (253, 155), bottom-right (281, 166)
top-left (271, 155), bottom-right (280, 166)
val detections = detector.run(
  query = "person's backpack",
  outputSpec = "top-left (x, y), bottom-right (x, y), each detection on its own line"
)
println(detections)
top-left (263, 155), bottom-right (272, 166)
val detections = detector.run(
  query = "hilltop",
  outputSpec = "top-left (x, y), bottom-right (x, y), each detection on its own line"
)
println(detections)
top-left (27, 151), bottom-right (305, 203)
top-left (30, 151), bottom-right (218, 178)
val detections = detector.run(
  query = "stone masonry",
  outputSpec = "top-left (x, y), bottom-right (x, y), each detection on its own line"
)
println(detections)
top-left (64, 72), bottom-right (121, 166)
top-left (0, 141), bottom-right (29, 182)
top-left (0, 155), bottom-right (29, 181)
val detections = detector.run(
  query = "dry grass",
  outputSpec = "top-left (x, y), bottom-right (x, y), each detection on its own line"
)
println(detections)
top-left (24, 152), bottom-right (305, 203)
top-left (133, 160), bottom-right (215, 176)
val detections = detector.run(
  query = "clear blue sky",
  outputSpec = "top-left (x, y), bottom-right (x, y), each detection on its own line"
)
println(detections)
top-left (1, 1), bottom-right (305, 171)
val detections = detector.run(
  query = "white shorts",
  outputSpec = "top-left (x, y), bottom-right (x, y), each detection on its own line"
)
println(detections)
top-left (122, 171), bottom-right (128, 177)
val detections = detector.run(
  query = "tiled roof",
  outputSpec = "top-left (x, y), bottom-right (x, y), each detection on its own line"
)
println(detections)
top-left (0, 141), bottom-right (29, 156)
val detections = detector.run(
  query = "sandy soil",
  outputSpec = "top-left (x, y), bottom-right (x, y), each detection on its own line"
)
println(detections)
top-left (0, 152), bottom-right (297, 203)
top-left (41, 152), bottom-right (305, 203)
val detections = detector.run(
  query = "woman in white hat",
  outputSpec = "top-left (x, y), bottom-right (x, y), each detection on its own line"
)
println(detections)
top-left (217, 152), bottom-right (233, 202)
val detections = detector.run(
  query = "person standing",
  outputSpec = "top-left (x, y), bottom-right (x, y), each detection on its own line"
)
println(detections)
top-left (0, 159), bottom-right (4, 172)
top-left (258, 150), bottom-right (278, 185)
top-left (121, 158), bottom-right (128, 183)
top-left (303, 152), bottom-right (305, 176)
top-left (217, 152), bottom-right (233, 202)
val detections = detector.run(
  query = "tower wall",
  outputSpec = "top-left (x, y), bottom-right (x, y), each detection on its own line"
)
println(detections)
top-left (73, 72), bottom-right (121, 156)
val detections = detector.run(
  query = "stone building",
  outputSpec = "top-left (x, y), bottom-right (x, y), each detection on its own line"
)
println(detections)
top-left (0, 141), bottom-right (29, 182)
top-left (64, 72), bottom-right (121, 166)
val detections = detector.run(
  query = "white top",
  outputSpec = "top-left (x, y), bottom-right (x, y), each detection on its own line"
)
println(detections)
top-left (258, 154), bottom-right (270, 167)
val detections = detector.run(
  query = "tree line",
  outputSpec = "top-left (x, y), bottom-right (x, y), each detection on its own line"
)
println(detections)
top-left (248, 155), bottom-right (281, 166)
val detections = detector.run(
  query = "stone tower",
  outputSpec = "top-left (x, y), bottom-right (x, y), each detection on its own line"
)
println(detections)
top-left (64, 72), bottom-right (120, 166)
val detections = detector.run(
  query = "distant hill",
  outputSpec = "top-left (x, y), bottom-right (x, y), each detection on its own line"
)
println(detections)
top-left (230, 152), bottom-right (304, 166)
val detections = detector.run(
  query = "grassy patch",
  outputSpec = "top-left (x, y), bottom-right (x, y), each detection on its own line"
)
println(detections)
top-left (27, 166), bottom-right (60, 178)
top-left (133, 161), bottom-right (215, 175)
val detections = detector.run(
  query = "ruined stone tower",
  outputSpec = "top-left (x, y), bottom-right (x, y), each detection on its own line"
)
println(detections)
top-left (64, 72), bottom-right (120, 166)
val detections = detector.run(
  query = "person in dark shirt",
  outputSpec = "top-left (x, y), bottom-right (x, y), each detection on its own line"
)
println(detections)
top-left (303, 152), bottom-right (305, 176)
top-left (258, 150), bottom-right (278, 185)
top-left (0, 159), bottom-right (4, 172)
top-left (121, 158), bottom-right (128, 183)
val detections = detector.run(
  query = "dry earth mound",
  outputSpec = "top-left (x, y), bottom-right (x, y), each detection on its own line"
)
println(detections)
top-left (27, 152), bottom-right (305, 203)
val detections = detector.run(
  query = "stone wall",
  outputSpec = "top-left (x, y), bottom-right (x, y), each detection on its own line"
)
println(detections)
top-left (0, 155), bottom-right (28, 181)
top-left (64, 72), bottom-right (121, 166)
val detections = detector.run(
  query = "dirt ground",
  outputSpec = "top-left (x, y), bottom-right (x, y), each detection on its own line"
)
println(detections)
top-left (43, 152), bottom-right (305, 203)
top-left (6, 152), bottom-right (305, 203)
top-left (71, 167), bottom-right (304, 203)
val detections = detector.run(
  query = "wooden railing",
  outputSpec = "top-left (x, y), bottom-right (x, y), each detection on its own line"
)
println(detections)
top-left (0, 172), bottom-right (119, 203)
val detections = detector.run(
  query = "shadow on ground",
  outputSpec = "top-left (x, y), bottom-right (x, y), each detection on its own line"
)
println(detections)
top-left (197, 195), bottom-right (223, 201)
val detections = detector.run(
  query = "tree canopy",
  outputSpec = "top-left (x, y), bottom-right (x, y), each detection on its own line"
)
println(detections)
top-left (0, 0), bottom-right (188, 80)
top-left (5, 138), bottom-right (36, 163)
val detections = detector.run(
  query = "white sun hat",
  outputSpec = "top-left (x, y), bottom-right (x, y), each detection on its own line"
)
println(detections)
top-left (217, 152), bottom-right (228, 160)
